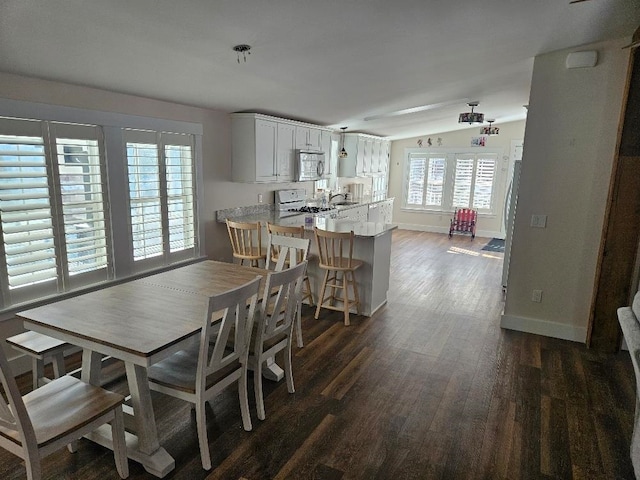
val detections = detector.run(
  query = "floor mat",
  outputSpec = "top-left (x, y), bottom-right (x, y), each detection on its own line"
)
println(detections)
top-left (482, 238), bottom-right (505, 253)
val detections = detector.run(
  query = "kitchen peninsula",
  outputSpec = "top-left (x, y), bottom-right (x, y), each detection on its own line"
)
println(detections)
top-left (217, 199), bottom-right (396, 317)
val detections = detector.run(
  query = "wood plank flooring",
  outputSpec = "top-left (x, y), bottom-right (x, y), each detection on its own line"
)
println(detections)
top-left (1, 230), bottom-right (636, 479)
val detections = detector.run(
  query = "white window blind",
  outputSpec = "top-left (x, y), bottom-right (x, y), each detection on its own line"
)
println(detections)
top-left (403, 149), bottom-right (499, 214)
top-left (125, 130), bottom-right (196, 266)
top-left (0, 119), bottom-right (57, 292)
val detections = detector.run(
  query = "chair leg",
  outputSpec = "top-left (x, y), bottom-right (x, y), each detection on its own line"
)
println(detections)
top-left (350, 270), bottom-right (361, 315)
top-left (111, 407), bottom-right (129, 479)
top-left (24, 453), bottom-right (42, 480)
top-left (284, 341), bottom-right (295, 394)
top-left (254, 356), bottom-right (266, 421)
top-left (295, 300), bottom-right (304, 348)
top-left (195, 400), bottom-right (212, 470)
top-left (342, 271), bottom-right (350, 326)
top-left (32, 357), bottom-right (43, 390)
top-left (238, 366), bottom-right (252, 431)
top-left (304, 276), bottom-right (314, 305)
top-left (51, 351), bottom-right (66, 379)
top-left (67, 440), bottom-right (78, 453)
top-left (315, 270), bottom-right (331, 320)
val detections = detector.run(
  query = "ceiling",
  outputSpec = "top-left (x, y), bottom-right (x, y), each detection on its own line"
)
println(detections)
top-left (1, 0), bottom-right (639, 140)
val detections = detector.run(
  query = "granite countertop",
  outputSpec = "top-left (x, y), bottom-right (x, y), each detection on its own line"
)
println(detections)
top-left (217, 197), bottom-right (396, 238)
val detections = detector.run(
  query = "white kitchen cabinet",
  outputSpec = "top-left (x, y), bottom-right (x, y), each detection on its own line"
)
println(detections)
top-left (295, 126), bottom-right (322, 151)
top-left (232, 113), bottom-right (331, 183)
top-left (321, 130), bottom-right (332, 175)
top-left (378, 198), bottom-right (394, 224)
top-left (338, 133), bottom-right (390, 178)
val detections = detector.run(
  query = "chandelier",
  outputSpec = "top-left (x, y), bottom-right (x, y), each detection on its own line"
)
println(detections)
top-left (458, 102), bottom-right (484, 124)
top-left (480, 119), bottom-right (499, 136)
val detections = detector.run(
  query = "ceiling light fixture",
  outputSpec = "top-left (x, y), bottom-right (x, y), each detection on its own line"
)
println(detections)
top-left (480, 119), bottom-right (499, 136)
top-left (339, 127), bottom-right (348, 158)
top-left (233, 44), bottom-right (251, 63)
top-left (458, 101), bottom-right (484, 124)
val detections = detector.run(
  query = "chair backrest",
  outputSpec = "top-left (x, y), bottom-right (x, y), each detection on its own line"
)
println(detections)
top-left (314, 227), bottom-right (355, 269)
top-left (266, 223), bottom-right (306, 266)
top-left (197, 276), bottom-right (261, 393)
top-left (226, 219), bottom-right (264, 258)
top-left (453, 208), bottom-right (477, 225)
top-left (0, 342), bottom-right (38, 454)
top-left (266, 234), bottom-right (310, 271)
top-left (617, 290), bottom-right (640, 477)
top-left (256, 261), bottom-right (307, 344)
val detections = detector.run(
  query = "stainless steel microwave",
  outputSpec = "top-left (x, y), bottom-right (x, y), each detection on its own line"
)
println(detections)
top-left (296, 150), bottom-right (325, 182)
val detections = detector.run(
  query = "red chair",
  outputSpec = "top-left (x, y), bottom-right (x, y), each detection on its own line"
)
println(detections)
top-left (449, 208), bottom-right (477, 239)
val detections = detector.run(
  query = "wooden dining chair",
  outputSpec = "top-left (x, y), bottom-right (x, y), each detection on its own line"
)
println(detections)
top-left (266, 232), bottom-right (311, 347)
top-left (146, 276), bottom-right (261, 471)
top-left (6, 331), bottom-right (68, 391)
top-left (251, 261), bottom-right (307, 421)
top-left (267, 223), bottom-right (314, 307)
top-left (314, 227), bottom-right (362, 326)
top-left (226, 219), bottom-right (267, 267)
top-left (0, 343), bottom-right (128, 480)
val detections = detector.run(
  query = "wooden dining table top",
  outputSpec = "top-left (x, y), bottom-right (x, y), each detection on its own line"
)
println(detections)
top-left (16, 261), bottom-right (267, 360)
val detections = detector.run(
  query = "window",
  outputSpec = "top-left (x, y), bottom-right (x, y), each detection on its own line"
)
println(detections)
top-left (403, 149), bottom-right (499, 214)
top-left (0, 118), bottom-right (111, 307)
top-left (0, 112), bottom-right (200, 313)
top-left (125, 130), bottom-right (196, 269)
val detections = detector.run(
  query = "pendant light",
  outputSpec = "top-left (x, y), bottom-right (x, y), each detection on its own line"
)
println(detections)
top-left (339, 127), bottom-right (348, 158)
top-left (458, 101), bottom-right (484, 124)
top-left (480, 119), bottom-right (499, 136)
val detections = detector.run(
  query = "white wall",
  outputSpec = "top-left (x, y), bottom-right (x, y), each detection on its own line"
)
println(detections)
top-left (501, 38), bottom-right (630, 342)
top-left (388, 120), bottom-right (526, 238)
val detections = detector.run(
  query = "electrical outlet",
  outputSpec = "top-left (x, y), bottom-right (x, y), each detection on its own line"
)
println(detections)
top-left (532, 289), bottom-right (543, 303)
top-left (258, 193), bottom-right (263, 203)
top-left (530, 214), bottom-right (547, 228)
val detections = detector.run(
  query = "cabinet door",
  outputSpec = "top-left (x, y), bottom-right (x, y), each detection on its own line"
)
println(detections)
top-left (363, 138), bottom-right (373, 174)
top-left (277, 123), bottom-right (296, 181)
top-left (356, 137), bottom-right (366, 176)
top-left (321, 130), bottom-right (332, 175)
top-left (308, 128), bottom-right (322, 150)
top-left (255, 120), bottom-right (277, 181)
top-left (371, 140), bottom-right (381, 173)
top-left (379, 141), bottom-right (390, 173)
top-left (295, 126), bottom-right (309, 149)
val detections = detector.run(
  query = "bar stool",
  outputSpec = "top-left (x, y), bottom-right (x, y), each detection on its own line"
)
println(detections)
top-left (6, 331), bottom-right (68, 391)
top-left (313, 227), bottom-right (362, 326)
top-left (226, 219), bottom-right (267, 267)
top-left (267, 223), bottom-right (314, 306)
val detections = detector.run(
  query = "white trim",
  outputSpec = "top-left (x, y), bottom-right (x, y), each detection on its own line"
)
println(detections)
top-left (395, 224), bottom-right (503, 239)
top-left (500, 314), bottom-right (587, 343)
top-left (0, 98), bottom-right (203, 135)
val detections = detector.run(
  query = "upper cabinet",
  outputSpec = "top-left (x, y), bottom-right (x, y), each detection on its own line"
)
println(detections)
top-left (232, 113), bottom-right (332, 183)
top-left (295, 126), bottom-right (322, 151)
top-left (338, 133), bottom-right (391, 178)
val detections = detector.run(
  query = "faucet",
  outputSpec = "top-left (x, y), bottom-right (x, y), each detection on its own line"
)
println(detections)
top-left (329, 192), bottom-right (346, 203)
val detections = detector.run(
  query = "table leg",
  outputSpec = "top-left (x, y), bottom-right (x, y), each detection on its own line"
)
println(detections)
top-left (262, 357), bottom-right (284, 382)
top-left (81, 349), bottom-right (102, 385)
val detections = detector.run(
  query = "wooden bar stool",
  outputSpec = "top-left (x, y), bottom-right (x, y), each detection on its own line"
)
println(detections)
top-left (313, 227), bottom-right (362, 326)
top-left (6, 331), bottom-right (68, 391)
top-left (226, 219), bottom-right (267, 267)
top-left (267, 222), bottom-right (314, 306)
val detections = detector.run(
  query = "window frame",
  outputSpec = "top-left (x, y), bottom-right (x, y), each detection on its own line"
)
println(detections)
top-left (402, 147), bottom-right (503, 215)
top-left (0, 98), bottom-right (203, 316)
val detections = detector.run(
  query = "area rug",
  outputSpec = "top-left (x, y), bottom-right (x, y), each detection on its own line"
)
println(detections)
top-left (482, 238), bottom-right (505, 253)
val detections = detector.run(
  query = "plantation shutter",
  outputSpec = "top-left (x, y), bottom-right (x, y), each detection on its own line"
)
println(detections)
top-left (425, 156), bottom-right (445, 206)
top-left (50, 122), bottom-right (111, 287)
top-left (452, 155), bottom-right (474, 208)
top-left (0, 117), bottom-right (59, 302)
top-left (163, 133), bottom-right (195, 254)
top-left (472, 156), bottom-right (497, 210)
top-left (407, 155), bottom-right (426, 205)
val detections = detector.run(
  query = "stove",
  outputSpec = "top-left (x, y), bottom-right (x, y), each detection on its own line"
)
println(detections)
top-left (275, 188), bottom-right (335, 216)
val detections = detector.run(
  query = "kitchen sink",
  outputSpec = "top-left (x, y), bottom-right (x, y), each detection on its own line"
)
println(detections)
top-left (333, 201), bottom-right (359, 206)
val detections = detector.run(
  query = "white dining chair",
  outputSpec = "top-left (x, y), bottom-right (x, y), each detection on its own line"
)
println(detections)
top-left (0, 342), bottom-right (129, 480)
top-left (146, 276), bottom-right (261, 471)
top-left (251, 261), bottom-right (307, 420)
top-left (266, 233), bottom-right (311, 347)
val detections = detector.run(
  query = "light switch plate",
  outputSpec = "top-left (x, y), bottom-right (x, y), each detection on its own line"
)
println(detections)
top-left (531, 214), bottom-right (547, 228)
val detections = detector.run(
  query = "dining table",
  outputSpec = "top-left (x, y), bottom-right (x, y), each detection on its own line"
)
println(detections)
top-left (16, 260), bottom-right (270, 478)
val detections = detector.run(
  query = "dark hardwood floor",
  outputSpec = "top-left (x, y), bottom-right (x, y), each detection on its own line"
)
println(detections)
top-left (1, 230), bottom-right (636, 479)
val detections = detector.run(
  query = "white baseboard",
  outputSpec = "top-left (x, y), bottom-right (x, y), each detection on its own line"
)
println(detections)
top-left (395, 223), bottom-right (503, 239)
top-left (500, 314), bottom-right (587, 343)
